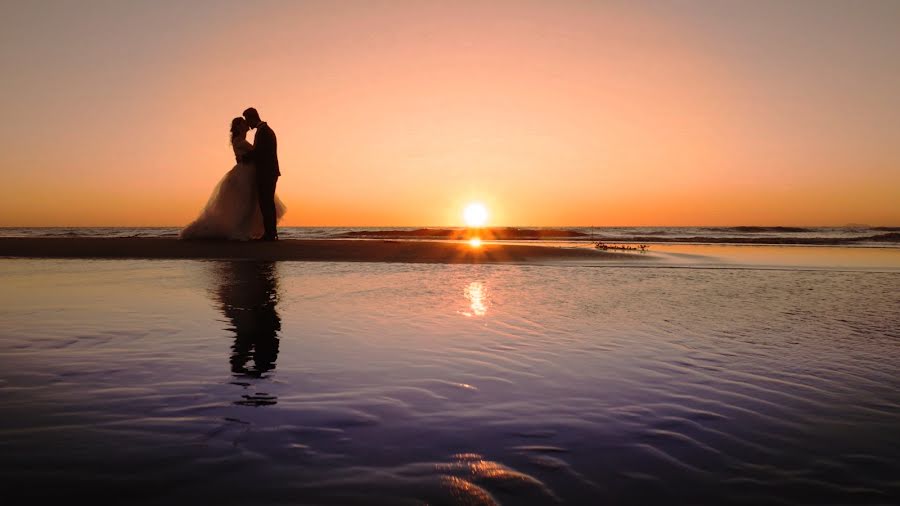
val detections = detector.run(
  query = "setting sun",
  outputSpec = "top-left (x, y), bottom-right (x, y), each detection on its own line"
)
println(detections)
top-left (463, 203), bottom-right (489, 228)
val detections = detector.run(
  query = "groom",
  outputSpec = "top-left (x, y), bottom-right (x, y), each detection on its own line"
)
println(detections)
top-left (242, 107), bottom-right (280, 241)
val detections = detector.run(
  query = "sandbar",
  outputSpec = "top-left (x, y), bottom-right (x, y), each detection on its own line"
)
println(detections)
top-left (0, 237), bottom-right (641, 263)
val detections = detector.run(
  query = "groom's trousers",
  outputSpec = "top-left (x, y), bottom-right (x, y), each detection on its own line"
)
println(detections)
top-left (257, 174), bottom-right (278, 238)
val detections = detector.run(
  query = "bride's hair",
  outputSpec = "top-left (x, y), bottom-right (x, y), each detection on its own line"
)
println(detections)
top-left (230, 117), bottom-right (246, 143)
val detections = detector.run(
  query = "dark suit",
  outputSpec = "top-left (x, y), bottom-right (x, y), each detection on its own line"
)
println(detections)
top-left (245, 122), bottom-right (280, 239)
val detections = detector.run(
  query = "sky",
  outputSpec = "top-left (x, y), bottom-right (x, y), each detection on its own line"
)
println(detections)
top-left (1, 0), bottom-right (898, 227)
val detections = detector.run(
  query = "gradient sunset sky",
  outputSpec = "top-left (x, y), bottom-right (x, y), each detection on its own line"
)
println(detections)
top-left (1, 0), bottom-right (898, 227)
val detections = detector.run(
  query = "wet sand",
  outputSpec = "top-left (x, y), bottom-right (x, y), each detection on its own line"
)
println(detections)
top-left (0, 237), bottom-right (638, 263)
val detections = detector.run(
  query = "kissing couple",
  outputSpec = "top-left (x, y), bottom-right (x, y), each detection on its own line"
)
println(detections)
top-left (180, 107), bottom-right (286, 241)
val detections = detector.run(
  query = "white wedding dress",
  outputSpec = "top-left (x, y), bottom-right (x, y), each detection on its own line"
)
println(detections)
top-left (180, 139), bottom-right (286, 240)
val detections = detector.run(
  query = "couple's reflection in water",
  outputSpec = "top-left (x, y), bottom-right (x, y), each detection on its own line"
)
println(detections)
top-left (211, 261), bottom-right (281, 406)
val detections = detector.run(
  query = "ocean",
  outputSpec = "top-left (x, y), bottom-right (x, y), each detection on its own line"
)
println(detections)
top-left (2, 225), bottom-right (899, 245)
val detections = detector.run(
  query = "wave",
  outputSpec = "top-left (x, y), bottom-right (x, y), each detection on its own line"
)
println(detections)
top-left (591, 232), bottom-right (900, 245)
top-left (708, 226), bottom-right (814, 233)
top-left (331, 228), bottom-right (900, 245)
top-left (333, 227), bottom-right (588, 240)
top-left (3, 226), bottom-right (899, 245)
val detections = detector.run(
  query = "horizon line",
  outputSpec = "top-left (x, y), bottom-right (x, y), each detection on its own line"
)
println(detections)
top-left (1, 224), bottom-right (897, 229)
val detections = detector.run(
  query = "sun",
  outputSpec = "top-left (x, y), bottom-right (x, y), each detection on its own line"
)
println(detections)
top-left (463, 202), bottom-right (489, 228)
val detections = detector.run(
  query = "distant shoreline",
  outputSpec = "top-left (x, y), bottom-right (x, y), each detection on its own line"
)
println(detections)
top-left (0, 226), bottom-right (897, 246)
top-left (0, 237), bottom-right (641, 263)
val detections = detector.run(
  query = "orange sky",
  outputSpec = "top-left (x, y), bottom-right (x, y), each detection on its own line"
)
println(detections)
top-left (1, 1), bottom-right (898, 227)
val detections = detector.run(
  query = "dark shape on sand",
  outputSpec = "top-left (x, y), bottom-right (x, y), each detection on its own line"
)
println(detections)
top-left (595, 242), bottom-right (649, 252)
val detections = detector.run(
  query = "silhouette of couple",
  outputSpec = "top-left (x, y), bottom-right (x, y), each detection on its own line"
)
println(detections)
top-left (180, 107), bottom-right (285, 241)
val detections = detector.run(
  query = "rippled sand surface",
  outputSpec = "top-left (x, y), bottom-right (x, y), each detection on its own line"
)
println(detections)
top-left (1, 258), bottom-right (898, 505)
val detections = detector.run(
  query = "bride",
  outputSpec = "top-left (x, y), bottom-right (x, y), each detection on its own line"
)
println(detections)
top-left (180, 117), bottom-right (286, 240)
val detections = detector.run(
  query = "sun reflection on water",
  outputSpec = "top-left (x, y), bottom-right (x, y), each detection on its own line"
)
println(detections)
top-left (461, 281), bottom-right (488, 317)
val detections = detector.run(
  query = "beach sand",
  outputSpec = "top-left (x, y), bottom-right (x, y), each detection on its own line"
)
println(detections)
top-left (0, 237), bottom-right (639, 263)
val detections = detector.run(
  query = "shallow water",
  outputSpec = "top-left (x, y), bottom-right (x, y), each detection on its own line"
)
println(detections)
top-left (1, 258), bottom-right (898, 505)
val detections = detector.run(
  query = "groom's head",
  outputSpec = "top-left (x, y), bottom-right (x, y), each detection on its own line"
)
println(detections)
top-left (243, 107), bottom-right (261, 128)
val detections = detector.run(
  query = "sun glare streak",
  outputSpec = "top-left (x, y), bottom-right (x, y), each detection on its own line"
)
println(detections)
top-left (462, 282), bottom-right (487, 317)
top-left (469, 237), bottom-right (482, 248)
